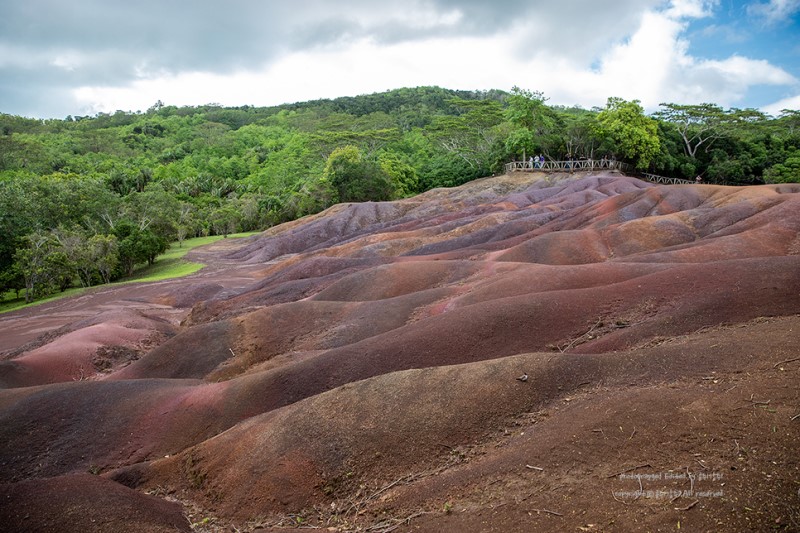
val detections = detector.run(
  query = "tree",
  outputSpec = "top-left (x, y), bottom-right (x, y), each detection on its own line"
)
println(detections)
top-left (560, 108), bottom-right (602, 159)
top-left (596, 97), bottom-right (660, 169)
top-left (53, 229), bottom-right (121, 286)
top-left (763, 149), bottom-right (800, 183)
top-left (89, 234), bottom-right (119, 284)
top-left (13, 231), bottom-right (74, 302)
top-left (210, 205), bottom-right (241, 237)
top-left (324, 145), bottom-right (394, 203)
top-left (504, 87), bottom-right (560, 161)
top-left (52, 227), bottom-right (94, 287)
top-left (175, 202), bottom-right (198, 246)
top-left (0, 177), bottom-right (35, 283)
top-left (0, 263), bottom-right (25, 300)
top-left (426, 98), bottom-right (504, 173)
top-left (776, 109), bottom-right (800, 135)
top-left (378, 152), bottom-right (419, 197)
top-left (655, 103), bottom-right (730, 159)
top-left (113, 221), bottom-right (167, 277)
top-left (234, 194), bottom-right (263, 232)
top-left (417, 153), bottom-right (480, 190)
top-left (123, 187), bottom-right (180, 241)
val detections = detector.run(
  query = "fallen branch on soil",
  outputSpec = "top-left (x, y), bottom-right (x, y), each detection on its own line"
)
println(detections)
top-left (675, 500), bottom-right (699, 511)
top-left (520, 486), bottom-right (546, 502)
top-left (744, 394), bottom-right (770, 405)
top-left (773, 357), bottom-right (800, 368)
top-left (529, 508), bottom-right (563, 517)
top-left (791, 413), bottom-right (800, 421)
top-left (607, 463), bottom-right (651, 479)
top-left (341, 455), bottom-right (463, 518)
top-left (254, 514), bottom-right (320, 529)
top-left (365, 511), bottom-right (430, 533)
top-left (526, 465), bottom-right (544, 471)
top-left (558, 318), bottom-right (604, 353)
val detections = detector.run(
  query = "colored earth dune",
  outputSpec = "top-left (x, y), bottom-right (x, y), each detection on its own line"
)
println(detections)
top-left (1, 170), bottom-right (799, 532)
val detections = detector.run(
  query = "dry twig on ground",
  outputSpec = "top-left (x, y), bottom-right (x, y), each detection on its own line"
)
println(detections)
top-left (606, 463), bottom-right (651, 479)
top-left (528, 508), bottom-right (563, 517)
top-left (675, 500), bottom-right (699, 511)
top-left (773, 357), bottom-right (800, 368)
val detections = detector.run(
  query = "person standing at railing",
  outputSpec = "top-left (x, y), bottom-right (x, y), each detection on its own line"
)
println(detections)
top-left (529, 156), bottom-right (534, 169)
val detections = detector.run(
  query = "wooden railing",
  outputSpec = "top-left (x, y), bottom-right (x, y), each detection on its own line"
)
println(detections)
top-left (505, 159), bottom-right (627, 173)
top-left (505, 160), bottom-right (699, 185)
top-left (640, 173), bottom-right (697, 185)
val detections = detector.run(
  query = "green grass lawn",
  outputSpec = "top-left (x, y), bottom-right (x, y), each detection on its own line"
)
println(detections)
top-left (0, 232), bottom-right (260, 314)
top-left (122, 232), bottom-right (258, 283)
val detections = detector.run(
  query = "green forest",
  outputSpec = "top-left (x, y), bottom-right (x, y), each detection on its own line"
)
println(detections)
top-left (1, 86), bottom-right (799, 303)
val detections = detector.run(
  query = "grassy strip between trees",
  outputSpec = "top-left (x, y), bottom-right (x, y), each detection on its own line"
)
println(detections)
top-left (0, 232), bottom-right (259, 314)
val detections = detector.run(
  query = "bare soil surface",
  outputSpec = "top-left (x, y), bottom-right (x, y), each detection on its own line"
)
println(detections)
top-left (1, 171), bottom-right (798, 532)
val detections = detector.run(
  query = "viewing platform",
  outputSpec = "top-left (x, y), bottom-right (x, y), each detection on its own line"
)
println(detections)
top-left (505, 160), bottom-right (698, 185)
top-left (505, 159), bottom-right (625, 173)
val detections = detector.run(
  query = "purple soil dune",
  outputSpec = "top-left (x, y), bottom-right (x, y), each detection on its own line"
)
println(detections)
top-left (0, 473), bottom-right (190, 532)
top-left (0, 171), bottom-right (798, 532)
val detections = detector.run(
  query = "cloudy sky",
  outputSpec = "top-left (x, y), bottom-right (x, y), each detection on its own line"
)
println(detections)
top-left (1, 0), bottom-right (799, 119)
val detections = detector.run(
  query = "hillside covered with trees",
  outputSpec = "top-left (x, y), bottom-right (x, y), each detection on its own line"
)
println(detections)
top-left (1, 86), bottom-right (799, 302)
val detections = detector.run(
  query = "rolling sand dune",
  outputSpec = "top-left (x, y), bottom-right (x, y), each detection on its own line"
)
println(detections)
top-left (0, 171), bottom-right (798, 532)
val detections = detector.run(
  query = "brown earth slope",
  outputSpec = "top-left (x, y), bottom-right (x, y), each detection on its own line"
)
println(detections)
top-left (0, 170), bottom-right (798, 532)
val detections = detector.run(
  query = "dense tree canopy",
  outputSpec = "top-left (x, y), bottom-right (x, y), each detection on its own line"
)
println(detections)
top-left (596, 98), bottom-right (661, 170)
top-left (1, 86), bottom-right (797, 302)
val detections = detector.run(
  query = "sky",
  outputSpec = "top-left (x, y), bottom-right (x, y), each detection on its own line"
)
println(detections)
top-left (1, 0), bottom-right (799, 119)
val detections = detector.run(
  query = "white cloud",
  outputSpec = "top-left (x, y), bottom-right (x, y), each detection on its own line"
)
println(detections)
top-left (665, 0), bottom-right (718, 18)
top-left (348, 2), bottom-right (464, 30)
top-left (591, 11), bottom-right (689, 106)
top-left (763, 93), bottom-right (800, 115)
top-left (529, 1), bottom-right (797, 110)
top-left (72, 34), bottom-right (523, 114)
top-left (747, 0), bottom-right (800, 26)
top-left (35, 0), bottom-right (800, 117)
